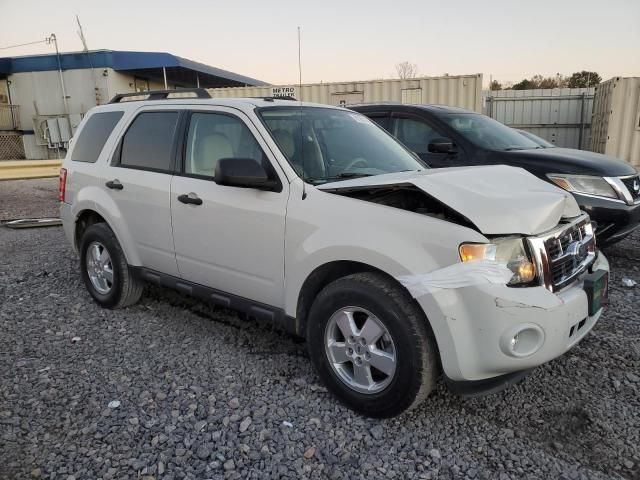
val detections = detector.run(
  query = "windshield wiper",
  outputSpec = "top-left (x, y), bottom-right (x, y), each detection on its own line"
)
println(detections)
top-left (335, 172), bottom-right (374, 178)
top-left (308, 172), bottom-right (374, 184)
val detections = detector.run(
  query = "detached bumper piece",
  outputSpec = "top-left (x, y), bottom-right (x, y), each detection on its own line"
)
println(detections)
top-left (445, 369), bottom-right (533, 397)
top-left (3, 218), bottom-right (62, 229)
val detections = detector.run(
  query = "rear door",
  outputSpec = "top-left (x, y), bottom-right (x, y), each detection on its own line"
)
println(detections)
top-left (170, 107), bottom-right (288, 308)
top-left (106, 107), bottom-right (183, 276)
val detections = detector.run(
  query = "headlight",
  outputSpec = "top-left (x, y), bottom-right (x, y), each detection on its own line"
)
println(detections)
top-left (459, 237), bottom-right (536, 285)
top-left (546, 174), bottom-right (618, 199)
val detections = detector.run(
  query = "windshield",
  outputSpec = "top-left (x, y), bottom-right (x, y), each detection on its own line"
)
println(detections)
top-left (517, 130), bottom-right (555, 148)
top-left (258, 106), bottom-right (425, 184)
top-left (442, 113), bottom-right (542, 151)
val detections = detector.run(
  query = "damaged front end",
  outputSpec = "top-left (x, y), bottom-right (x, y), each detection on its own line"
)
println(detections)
top-left (319, 165), bottom-right (596, 293)
top-left (320, 183), bottom-right (478, 230)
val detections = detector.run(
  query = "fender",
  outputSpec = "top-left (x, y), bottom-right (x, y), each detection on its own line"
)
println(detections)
top-left (283, 181), bottom-right (488, 317)
top-left (71, 185), bottom-right (142, 266)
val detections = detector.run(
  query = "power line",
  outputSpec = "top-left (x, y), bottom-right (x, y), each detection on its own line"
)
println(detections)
top-left (0, 39), bottom-right (48, 50)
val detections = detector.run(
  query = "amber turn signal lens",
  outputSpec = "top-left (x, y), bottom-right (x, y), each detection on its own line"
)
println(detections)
top-left (548, 177), bottom-right (572, 191)
top-left (459, 243), bottom-right (496, 262)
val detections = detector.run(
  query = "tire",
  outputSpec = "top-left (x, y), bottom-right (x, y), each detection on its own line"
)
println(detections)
top-left (306, 272), bottom-right (438, 418)
top-left (79, 222), bottom-right (143, 309)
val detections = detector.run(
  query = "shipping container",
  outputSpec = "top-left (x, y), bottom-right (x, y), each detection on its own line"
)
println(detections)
top-left (590, 77), bottom-right (640, 168)
top-left (207, 74), bottom-right (483, 112)
top-left (483, 88), bottom-right (595, 149)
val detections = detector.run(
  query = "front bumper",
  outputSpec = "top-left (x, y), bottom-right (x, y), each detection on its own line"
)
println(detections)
top-left (418, 252), bottom-right (609, 382)
top-left (574, 192), bottom-right (640, 245)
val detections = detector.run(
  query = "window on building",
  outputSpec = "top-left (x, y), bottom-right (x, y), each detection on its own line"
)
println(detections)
top-left (134, 77), bottom-right (150, 92)
top-left (71, 111), bottom-right (123, 163)
top-left (119, 112), bottom-right (179, 171)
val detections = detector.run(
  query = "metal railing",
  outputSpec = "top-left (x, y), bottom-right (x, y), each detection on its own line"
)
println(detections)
top-left (0, 105), bottom-right (21, 130)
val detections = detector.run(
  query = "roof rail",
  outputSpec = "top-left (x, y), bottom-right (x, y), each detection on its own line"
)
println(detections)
top-left (251, 96), bottom-right (297, 102)
top-left (108, 88), bottom-right (212, 104)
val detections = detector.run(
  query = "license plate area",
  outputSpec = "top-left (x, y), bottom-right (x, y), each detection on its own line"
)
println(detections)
top-left (583, 270), bottom-right (609, 316)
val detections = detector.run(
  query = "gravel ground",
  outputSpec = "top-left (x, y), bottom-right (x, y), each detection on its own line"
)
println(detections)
top-left (0, 179), bottom-right (639, 480)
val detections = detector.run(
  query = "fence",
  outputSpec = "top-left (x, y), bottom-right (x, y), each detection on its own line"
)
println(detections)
top-left (0, 105), bottom-right (20, 130)
top-left (483, 88), bottom-right (595, 149)
top-left (0, 133), bottom-right (25, 160)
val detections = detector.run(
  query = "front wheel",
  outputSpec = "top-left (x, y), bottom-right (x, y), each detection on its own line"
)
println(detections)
top-left (306, 272), bottom-right (438, 418)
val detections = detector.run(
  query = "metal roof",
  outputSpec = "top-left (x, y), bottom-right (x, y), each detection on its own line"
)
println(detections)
top-left (0, 50), bottom-right (267, 87)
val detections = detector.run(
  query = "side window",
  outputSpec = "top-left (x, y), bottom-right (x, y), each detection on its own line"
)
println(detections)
top-left (184, 112), bottom-right (268, 178)
top-left (120, 112), bottom-right (179, 171)
top-left (368, 115), bottom-right (391, 132)
top-left (394, 117), bottom-right (445, 154)
top-left (71, 111), bottom-right (123, 163)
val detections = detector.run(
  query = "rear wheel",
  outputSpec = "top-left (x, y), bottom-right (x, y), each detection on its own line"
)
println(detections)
top-left (306, 272), bottom-right (438, 418)
top-left (79, 223), bottom-right (143, 308)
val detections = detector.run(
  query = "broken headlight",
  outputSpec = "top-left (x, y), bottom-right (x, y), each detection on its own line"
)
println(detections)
top-left (459, 237), bottom-right (536, 286)
top-left (546, 174), bottom-right (618, 199)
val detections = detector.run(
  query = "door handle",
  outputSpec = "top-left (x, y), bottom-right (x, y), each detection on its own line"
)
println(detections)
top-left (105, 179), bottom-right (123, 190)
top-left (178, 193), bottom-right (203, 206)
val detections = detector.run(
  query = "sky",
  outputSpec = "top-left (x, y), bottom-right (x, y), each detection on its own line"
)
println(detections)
top-left (1, 0), bottom-right (639, 87)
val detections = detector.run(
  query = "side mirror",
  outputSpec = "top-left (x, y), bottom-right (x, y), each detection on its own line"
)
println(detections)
top-left (428, 138), bottom-right (456, 154)
top-left (214, 158), bottom-right (279, 191)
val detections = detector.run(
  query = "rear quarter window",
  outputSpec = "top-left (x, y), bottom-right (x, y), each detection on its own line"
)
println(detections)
top-left (71, 111), bottom-right (124, 163)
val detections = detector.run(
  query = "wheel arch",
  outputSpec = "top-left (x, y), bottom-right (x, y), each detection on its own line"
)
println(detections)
top-left (72, 206), bottom-right (140, 266)
top-left (295, 261), bottom-right (439, 358)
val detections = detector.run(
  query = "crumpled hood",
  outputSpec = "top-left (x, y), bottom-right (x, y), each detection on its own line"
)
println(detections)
top-left (318, 165), bottom-right (581, 235)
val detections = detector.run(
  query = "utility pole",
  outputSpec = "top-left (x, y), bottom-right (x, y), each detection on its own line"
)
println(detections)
top-left (47, 34), bottom-right (69, 115)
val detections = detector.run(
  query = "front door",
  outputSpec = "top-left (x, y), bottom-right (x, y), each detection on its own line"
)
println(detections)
top-left (170, 108), bottom-right (288, 308)
top-left (392, 115), bottom-right (461, 168)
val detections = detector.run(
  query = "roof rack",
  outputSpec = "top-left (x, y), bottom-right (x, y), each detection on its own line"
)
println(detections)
top-left (108, 88), bottom-right (211, 104)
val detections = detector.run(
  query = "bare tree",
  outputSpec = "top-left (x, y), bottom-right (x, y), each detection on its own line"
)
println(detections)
top-left (395, 61), bottom-right (418, 79)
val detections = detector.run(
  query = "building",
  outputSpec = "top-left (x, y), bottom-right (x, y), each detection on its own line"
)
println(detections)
top-left (590, 77), bottom-right (640, 168)
top-left (207, 74), bottom-right (483, 111)
top-left (0, 50), bottom-right (267, 159)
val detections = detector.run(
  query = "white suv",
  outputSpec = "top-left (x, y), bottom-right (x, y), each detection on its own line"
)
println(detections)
top-left (60, 89), bottom-right (610, 417)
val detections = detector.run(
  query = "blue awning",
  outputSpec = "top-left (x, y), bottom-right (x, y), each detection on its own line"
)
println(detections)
top-left (0, 50), bottom-right (267, 87)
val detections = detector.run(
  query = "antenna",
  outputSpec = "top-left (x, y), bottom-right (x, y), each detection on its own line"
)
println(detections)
top-left (298, 26), bottom-right (306, 200)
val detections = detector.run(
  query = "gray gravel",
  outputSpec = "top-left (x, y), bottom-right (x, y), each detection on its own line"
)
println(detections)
top-left (1, 179), bottom-right (639, 479)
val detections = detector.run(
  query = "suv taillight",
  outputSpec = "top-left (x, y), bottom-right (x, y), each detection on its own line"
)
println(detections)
top-left (59, 168), bottom-right (67, 202)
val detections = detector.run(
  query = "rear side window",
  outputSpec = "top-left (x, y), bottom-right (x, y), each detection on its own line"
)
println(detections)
top-left (119, 112), bottom-right (179, 171)
top-left (71, 111), bottom-right (123, 163)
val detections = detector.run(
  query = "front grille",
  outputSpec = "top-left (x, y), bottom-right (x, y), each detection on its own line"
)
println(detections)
top-left (620, 175), bottom-right (640, 201)
top-left (535, 216), bottom-right (596, 291)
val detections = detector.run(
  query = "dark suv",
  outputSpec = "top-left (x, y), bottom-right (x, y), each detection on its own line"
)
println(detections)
top-left (350, 104), bottom-right (640, 246)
